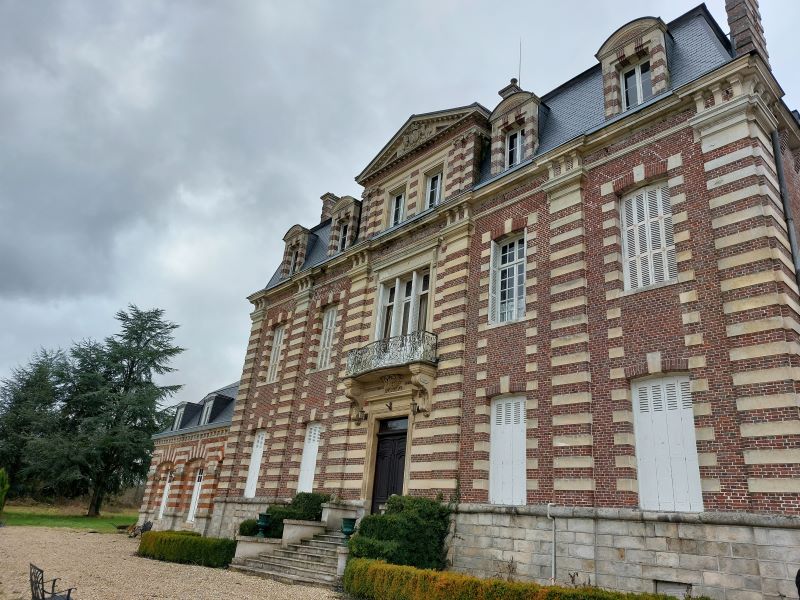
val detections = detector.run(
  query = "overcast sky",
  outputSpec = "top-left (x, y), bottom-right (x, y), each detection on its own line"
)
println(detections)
top-left (1, 0), bottom-right (798, 405)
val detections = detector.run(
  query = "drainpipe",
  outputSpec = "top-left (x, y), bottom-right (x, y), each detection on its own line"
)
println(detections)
top-left (771, 129), bottom-right (800, 288)
top-left (547, 502), bottom-right (556, 584)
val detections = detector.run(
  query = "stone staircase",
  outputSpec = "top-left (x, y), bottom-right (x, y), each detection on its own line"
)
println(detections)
top-left (231, 530), bottom-right (347, 588)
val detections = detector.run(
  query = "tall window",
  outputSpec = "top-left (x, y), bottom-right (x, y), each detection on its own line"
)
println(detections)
top-left (633, 375), bottom-right (702, 512)
top-left (186, 467), bottom-right (204, 523)
top-left (172, 406), bottom-right (184, 431)
top-left (266, 325), bottom-right (285, 383)
top-left (244, 430), bottom-right (266, 498)
top-left (506, 129), bottom-right (524, 167)
top-left (377, 270), bottom-right (430, 339)
top-left (158, 470), bottom-right (174, 519)
top-left (200, 401), bottom-right (213, 426)
top-left (337, 223), bottom-right (349, 252)
top-left (297, 423), bottom-right (322, 493)
top-left (317, 306), bottom-right (337, 369)
top-left (490, 396), bottom-right (526, 506)
top-left (621, 183), bottom-right (676, 290)
top-left (391, 192), bottom-right (405, 226)
top-left (489, 235), bottom-right (525, 324)
top-left (289, 249), bottom-right (300, 274)
top-left (425, 171), bottom-right (442, 209)
top-left (622, 60), bottom-right (652, 110)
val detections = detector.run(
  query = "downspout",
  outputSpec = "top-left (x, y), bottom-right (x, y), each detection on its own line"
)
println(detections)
top-left (547, 502), bottom-right (556, 584)
top-left (770, 129), bottom-right (800, 288)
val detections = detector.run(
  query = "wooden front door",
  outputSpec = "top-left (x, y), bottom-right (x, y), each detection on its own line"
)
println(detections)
top-left (371, 418), bottom-right (408, 513)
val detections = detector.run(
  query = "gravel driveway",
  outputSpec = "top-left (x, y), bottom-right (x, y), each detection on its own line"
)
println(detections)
top-left (0, 526), bottom-right (339, 600)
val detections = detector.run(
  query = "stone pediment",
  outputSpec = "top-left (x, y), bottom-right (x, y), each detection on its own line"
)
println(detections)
top-left (356, 103), bottom-right (489, 184)
top-left (596, 17), bottom-right (666, 60)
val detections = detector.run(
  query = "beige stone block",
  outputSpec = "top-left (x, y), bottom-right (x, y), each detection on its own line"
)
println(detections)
top-left (679, 290), bottom-right (698, 304)
top-left (695, 427), bottom-right (715, 441)
top-left (733, 367), bottom-right (800, 386)
top-left (608, 327), bottom-right (622, 339)
top-left (684, 333), bottom-right (703, 346)
top-left (667, 153), bottom-right (683, 170)
top-left (552, 352), bottom-right (590, 367)
top-left (614, 433), bottom-right (635, 446)
top-left (607, 307), bottom-right (621, 319)
top-left (743, 449), bottom-right (800, 464)
top-left (553, 412), bottom-right (592, 426)
top-left (740, 420), bottom-right (800, 437)
top-left (701, 479), bottom-right (721, 492)
top-left (693, 402), bottom-right (712, 416)
top-left (726, 316), bottom-right (786, 337)
top-left (600, 181), bottom-right (614, 196)
top-left (551, 226), bottom-right (584, 246)
top-left (553, 434), bottom-right (593, 447)
top-left (682, 311), bottom-right (701, 325)
top-left (609, 346), bottom-right (625, 359)
top-left (554, 478), bottom-right (595, 491)
top-left (553, 456), bottom-right (594, 469)
top-left (748, 478), bottom-right (800, 493)
top-left (609, 367), bottom-right (626, 379)
top-left (615, 455), bottom-right (637, 469)
top-left (688, 355), bottom-right (706, 369)
top-left (552, 392), bottom-right (592, 406)
top-left (736, 393), bottom-right (798, 411)
top-left (613, 410), bottom-right (633, 423)
top-left (698, 452), bottom-right (717, 467)
top-left (552, 371), bottom-right (591, 386)
top-left (617, 478), bottom-right (638, 492)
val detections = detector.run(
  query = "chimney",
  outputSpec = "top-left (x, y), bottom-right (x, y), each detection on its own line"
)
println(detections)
top-left (498, 78), bottom-right (523, 99)
top-left (726, 0), bottom-right (769, 66)
top-left (320, 192), bottom-right (339, 222)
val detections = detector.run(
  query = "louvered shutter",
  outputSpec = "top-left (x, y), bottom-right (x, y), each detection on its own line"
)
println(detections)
top-left (267, 326), bottom-right (285, 383)
top-left (318, 307), bottom-right (337, 368)
top-left (244, 431), bottom-right (266, 498)
top-left (490, 397), bottom-right (527, 505)
top-left (489, 242), bottom-right (499, 324)
top-left (297, 423), bottom-right (322, 493)
top-left (623, 184), bottom-right (677, 290)
top-left (633, 376), bottom-right (702, 512)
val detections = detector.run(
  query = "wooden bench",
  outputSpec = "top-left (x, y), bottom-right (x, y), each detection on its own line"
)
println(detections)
top-left (29, 564), bottom-right (75, 600)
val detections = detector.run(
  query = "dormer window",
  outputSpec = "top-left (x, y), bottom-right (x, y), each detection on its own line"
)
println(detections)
top-left (289, 249), bottom-right (300, 274)
top-left (622, 61), bottom-right (653, 110)
top-left (337, 223), bottom-right (349, 252)
top-left (506, 129), bottom-right (524, 168)
top-left (391, 191), bottom-right (405, 226)
top-left (200, 400), bottom-right (213, 425)
top-left (425, 171), bottom-right (442, 209)
top-left (172, 406), bottom-right (184, 431)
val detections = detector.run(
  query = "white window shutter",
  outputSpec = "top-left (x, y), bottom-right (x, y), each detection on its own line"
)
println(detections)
top-left (633, 376), bottom-right (702, 512)
top-left (297, 423), bottom-right (321, 493)
top-left (244, 431), bottom-right (266, 498)
top-left (489, 242), bottom-right (499, 324)
top-left (318, 307), bottom-right (336, 368)
top-left (490, 396), bottom-right (526, 506)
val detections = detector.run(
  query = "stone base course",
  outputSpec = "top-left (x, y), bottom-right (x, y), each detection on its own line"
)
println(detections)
top-left (449, 503), bottom-right (800, 599)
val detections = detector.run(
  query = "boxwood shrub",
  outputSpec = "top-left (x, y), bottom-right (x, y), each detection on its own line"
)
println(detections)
top-left (238, 519), bottom-right (258, 536)
top-left (343, 559), bottom-right (713, 600)
top-left (348, 495), bottom-right (451, 570)
top-left (262, 492), bottom-right (331, 539)
top-left (137, 531), bottom-right (235, 568)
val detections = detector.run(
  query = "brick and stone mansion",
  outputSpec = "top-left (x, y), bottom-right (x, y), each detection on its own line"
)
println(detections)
top-left (140, 2), bottom-right (800, 596)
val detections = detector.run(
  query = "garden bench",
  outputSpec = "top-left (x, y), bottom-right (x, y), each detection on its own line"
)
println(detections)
top-left (29, 564), bottom-right (75, 600)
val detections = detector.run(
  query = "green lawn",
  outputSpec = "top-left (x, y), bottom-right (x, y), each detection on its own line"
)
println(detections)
top-left (0, 504), bottom-right (138, 533)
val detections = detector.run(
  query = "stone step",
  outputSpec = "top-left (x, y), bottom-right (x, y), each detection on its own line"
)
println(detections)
top-left (247, 553), bottom-right (338, 574)
top-left (286, 543), bottom-right (337, 558)
top-left (272, 548), bottom-right (338, 566)
top-left (240, 557), bottom-right (337, 583)
top-left (314, 534), bottom-right (346, 544)
top-left (303, 538), bottom-right (344, 550)
top-left (317, 531), bottom-right (347, 541)
top-left (230, 564), bottom-right (335, 589)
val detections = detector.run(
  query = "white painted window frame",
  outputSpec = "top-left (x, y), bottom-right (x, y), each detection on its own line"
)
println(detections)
top-left (425, 171), bottom-right (442, 209)
top-left (375, 269), bottom-right (430, 340)
top-left (505, 129), bottom-right (524, 168)
top-left (158, 470), bottom-right (174, 519)
top-left (317, 306), bottom-right (337, 369)
top-left (632, 375), bottom-right (703, 512)
top-left (244, 430), bottom-right (267, 498)
top-left (621, 183), bottom-right (677, 291)
top-left (186, 467), bottom-right (204, 523)
top-left (200, 401), bottom-right (213, 426)
top-left (172, 406), bottom-right (184, 431)
top-left (266, 325), bottom-right (285, 383)
top-left (621, 60), bottom-right (652, 111)
top-left (297, 423), bottom-right (322, 493)
top-left (391, 191), bottom-right (405, 226)
top-left (489, 234), bottom-right (526, 324)
top-left (289, 248), bottom-right (300, 274)
top-left (337, 222), bottom-right (349, 252)
top-left (489, 395), bottom-right (527, 506)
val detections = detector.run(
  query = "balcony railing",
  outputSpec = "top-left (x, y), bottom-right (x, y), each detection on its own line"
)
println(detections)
top-left (345, 331), bottom-right (437, 378)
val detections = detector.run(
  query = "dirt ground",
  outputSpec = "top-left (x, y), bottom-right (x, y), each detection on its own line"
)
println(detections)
top-left (0, 526), bottom-right (339, 600)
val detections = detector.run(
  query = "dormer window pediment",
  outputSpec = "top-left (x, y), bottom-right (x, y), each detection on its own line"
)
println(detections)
top-left (282, 224), bottom-right (311, 278)
top-left (489, 81), bottom-right (540, 177)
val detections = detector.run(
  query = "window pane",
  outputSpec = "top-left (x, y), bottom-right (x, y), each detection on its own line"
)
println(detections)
top-left (640, 61), bottom-right (653, 102)
top-left (417, 292), bottom-right (428, 331)
top-left (624, 68), bottom-right (637, 108)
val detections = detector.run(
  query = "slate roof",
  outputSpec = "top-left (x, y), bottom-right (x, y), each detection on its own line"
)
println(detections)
top-left (154, 381), bottom-right (239, 438)
top-left (262, 5), bottom-right (733, 292)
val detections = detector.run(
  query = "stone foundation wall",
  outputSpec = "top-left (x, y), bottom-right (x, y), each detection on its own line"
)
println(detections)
top-left (450, 504), bottom-right (800, 599)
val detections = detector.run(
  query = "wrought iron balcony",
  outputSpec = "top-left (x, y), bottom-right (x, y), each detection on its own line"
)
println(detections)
top-left (345, 331), bottom-right (438, 378)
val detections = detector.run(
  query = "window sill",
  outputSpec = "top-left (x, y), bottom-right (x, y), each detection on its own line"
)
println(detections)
top-left (485, 315), bottom-right (534, 331)
top-left (621, 277), bottom-right (679, 297)
top-left (308, 365), bottom-right (335, 375)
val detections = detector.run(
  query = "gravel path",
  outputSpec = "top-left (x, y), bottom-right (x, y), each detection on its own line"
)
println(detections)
top-left (0, 526), bottom-right (339, 600)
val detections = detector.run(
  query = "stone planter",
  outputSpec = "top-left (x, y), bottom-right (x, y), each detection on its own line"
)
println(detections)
top-left (321, 501), bottom-right (362, 532)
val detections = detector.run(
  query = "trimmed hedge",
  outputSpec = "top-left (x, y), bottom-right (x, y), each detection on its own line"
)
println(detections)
top-left (349, 495), bottom-right (451, 570)
top-left (263, 492), bottom-right (331, 539)
top-left (137, 531), bottom-right (235, 568)
top-left (238, 519), bottom-right (258, 536)
top-left (343, 559), bottom-right (713, 600)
